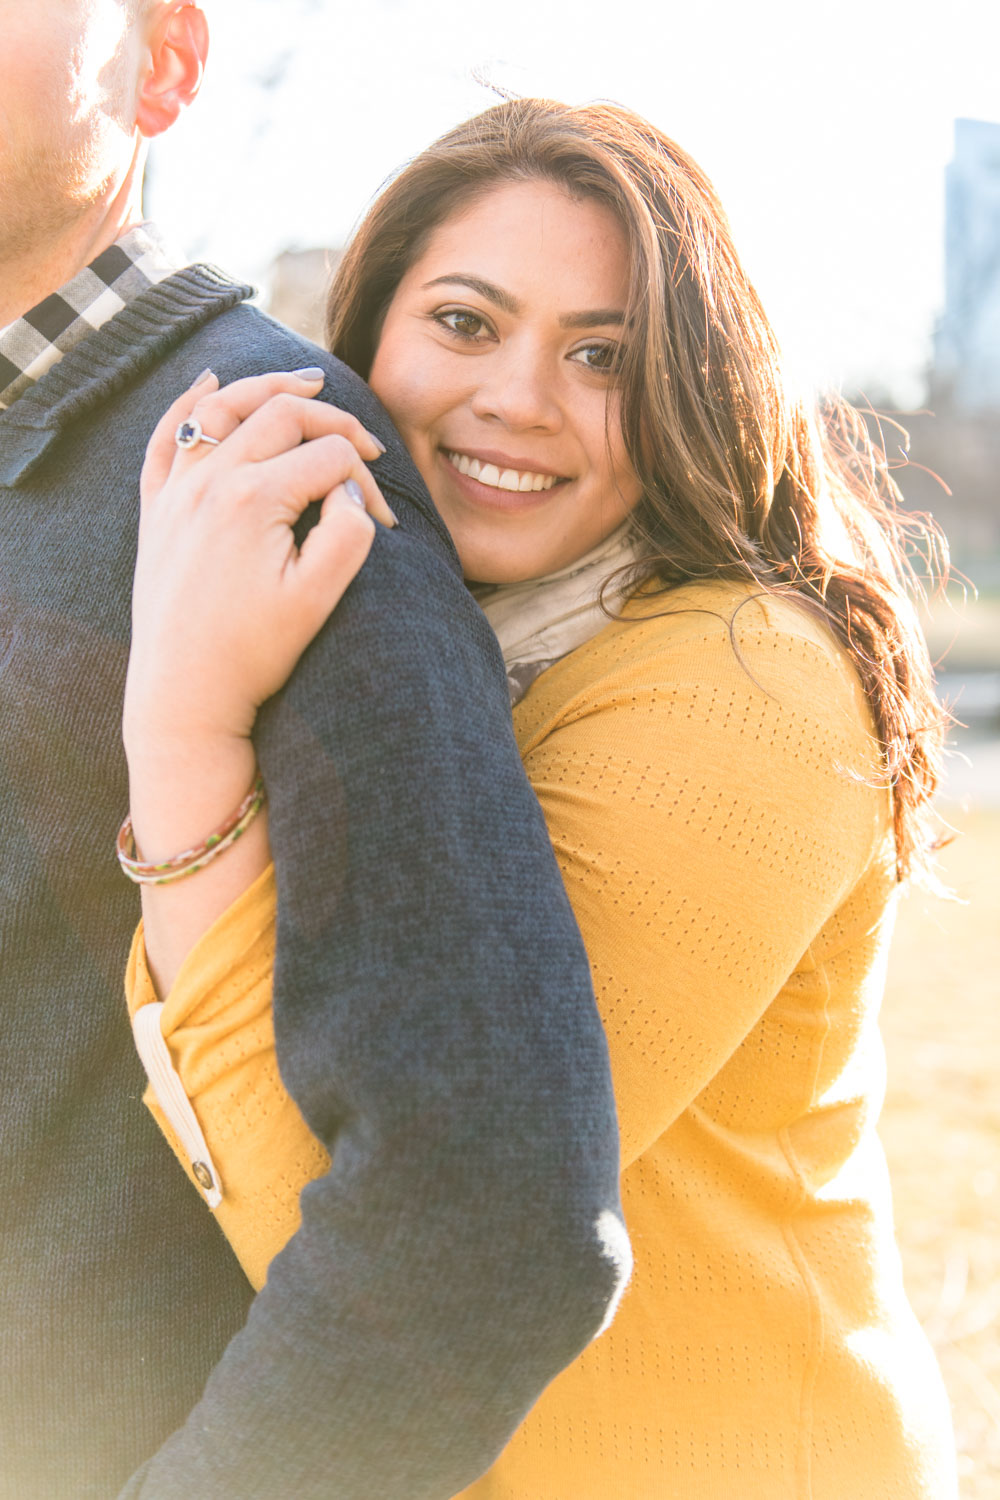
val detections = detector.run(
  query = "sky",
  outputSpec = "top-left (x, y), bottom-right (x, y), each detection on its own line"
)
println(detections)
top-left (147, 0), bottom-right (999, 406)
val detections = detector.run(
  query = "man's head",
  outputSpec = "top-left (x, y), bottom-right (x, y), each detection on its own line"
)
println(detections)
top-left (0, 1), bottom-right (208, 277)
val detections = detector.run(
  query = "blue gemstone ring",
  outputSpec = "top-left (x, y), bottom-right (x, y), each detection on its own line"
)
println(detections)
top-left (175, 417), bottom-right (222, 451)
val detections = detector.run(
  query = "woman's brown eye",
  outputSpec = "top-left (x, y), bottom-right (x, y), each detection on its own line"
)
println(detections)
top-left (589, 345), bottom-right (618, 369)
top-left (572, 342), bottom-right (620, 371)
top-left (440, 310), bottom-right (486, 338)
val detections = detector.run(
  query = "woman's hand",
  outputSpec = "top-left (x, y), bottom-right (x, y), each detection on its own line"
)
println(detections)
top-left (124, 368), bottom-right (391, 759)
top-left (122, 368), bottom-right (394, 995)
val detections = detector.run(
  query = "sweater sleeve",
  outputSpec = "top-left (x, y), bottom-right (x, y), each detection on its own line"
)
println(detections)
top-left (515, 595), bottom-right (889, 1171)
top-left (124, 865), bottom-right (331, 1293)
top-left (120, 520), bottom-right (628, 1500)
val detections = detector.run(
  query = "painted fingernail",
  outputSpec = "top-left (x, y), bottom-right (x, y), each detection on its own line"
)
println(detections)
top-left (343, 479), bottom-right (365, 507)
top-left (368, 431), bottom-right (387, 455)
top-left (191, 367), bottom-right (215, 388)
top-left (292, 367), bottom-right (326, 383)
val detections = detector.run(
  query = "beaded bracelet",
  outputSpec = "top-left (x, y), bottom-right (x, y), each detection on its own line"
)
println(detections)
top-left (116, 774), bottom-right (266, 886)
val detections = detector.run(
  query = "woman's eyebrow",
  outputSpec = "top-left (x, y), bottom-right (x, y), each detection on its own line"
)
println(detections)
top-left (422, 274), bottom-right (625, 329)
top-left (558, 307), bottom-right (625, 330)
top-left (422, 274), bottom-right (520, 313)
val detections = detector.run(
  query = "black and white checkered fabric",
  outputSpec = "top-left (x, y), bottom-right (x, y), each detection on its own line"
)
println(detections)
top-left (0, 224), bottom-right (181, 410)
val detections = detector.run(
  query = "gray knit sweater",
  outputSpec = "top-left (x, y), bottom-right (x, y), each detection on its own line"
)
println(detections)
top-left (0, 267), bottom-right (625, 1499)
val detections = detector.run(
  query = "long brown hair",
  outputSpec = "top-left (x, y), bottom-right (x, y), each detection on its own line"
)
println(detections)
top-left (328, 98), bottom-right (948, 883)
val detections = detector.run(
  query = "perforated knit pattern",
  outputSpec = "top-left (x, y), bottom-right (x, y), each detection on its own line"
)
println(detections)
top-left (127, 580), bottom-right (957, 1498)
top-left (457, 583), bottom-right (956, 1500)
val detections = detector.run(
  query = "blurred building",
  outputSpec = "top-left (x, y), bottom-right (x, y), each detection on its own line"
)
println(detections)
top-left (264, 247), bottom-right (341, 350)
top-left (933, 118), bottom-right (1000, 413)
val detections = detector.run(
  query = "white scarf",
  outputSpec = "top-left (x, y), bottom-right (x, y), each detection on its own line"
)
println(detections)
top-left (472, 522), bottom-right (646, 706)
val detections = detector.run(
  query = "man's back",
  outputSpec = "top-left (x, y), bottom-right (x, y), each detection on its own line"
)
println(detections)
top-left (1, 273), bottom-right (313, 1493)
top-left (1, 271), bottom-right (624, 1498)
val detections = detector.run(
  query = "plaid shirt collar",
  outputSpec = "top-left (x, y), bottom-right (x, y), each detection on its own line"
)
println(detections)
top-left (0, 223), bottom-right (183, 411)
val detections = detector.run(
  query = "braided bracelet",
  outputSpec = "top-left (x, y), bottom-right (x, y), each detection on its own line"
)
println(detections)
top-left (117, 774), bottom-right (266, 886)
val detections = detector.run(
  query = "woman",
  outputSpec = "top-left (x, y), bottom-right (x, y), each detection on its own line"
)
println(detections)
top-left (123, 99), bottom-right (957, 1496)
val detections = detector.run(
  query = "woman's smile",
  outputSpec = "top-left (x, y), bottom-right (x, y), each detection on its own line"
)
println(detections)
top-left (438, 447), bottom-right (571, 519)
top-left (368, 178), bottom-right (643, 583)
top-left (443, 448), bottom-right (565, 493)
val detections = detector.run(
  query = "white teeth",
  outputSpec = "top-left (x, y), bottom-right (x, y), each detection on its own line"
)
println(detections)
top-left (446, 451), bottom-right (559, 494)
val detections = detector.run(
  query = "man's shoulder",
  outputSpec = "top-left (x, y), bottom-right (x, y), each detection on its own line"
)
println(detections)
top-left (176, 298), bottom-right (356, 399)
top-left (172, 298), bottom-right (443, 538)
top-left (204, 304), bottom-right (383, 431)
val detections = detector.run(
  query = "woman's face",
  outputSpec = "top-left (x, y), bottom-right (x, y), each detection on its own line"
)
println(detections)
top-left (368, 178), bottom-right (643, 583)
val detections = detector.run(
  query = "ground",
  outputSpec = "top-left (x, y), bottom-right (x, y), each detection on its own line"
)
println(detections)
top-left (881, 806), bottom-right (1000, 1497)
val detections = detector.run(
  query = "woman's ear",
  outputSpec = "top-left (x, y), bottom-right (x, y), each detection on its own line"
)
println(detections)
top-left (135, 4), bottom-right (210, 139)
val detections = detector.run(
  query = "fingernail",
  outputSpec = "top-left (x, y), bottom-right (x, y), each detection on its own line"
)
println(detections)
top-left (368, 431), bottom-right (387, 455)
top-left (292, 367), bottom-right (326, 383)
top-left (387, 506), bottom-right (399, 527)
top-left (343, 479), bottom-right (365, 507)
top-left (191, 367), bottom-right (215, 388)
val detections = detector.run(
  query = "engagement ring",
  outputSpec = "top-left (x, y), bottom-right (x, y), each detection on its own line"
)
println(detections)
top-left (175, 417), bottom-right (221, 450)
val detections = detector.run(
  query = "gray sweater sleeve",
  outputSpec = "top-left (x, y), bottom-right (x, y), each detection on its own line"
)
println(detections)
top-left (118, 518), bottom-right (628, 1499)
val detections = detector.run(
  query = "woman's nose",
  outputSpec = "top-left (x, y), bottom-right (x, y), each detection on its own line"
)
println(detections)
top-left (469, 345), bottom-right (563, 433)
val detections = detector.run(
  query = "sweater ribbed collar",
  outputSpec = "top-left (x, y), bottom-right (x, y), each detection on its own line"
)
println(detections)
top-left (0, 263), bottom-right (253, 486)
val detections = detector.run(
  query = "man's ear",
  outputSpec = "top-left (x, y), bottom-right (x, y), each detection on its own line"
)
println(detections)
top-left (134, 4), bottom-right (210, 139)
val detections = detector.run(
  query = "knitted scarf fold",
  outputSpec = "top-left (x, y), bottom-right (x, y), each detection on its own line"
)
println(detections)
top-left (473, 522), bottom-right (645, 705)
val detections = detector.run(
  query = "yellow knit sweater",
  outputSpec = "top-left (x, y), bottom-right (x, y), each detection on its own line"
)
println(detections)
top-left (126, 581), bottom-right (956, 1499)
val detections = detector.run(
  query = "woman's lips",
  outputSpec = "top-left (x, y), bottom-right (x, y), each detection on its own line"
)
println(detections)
top-left (440, 449), bottom-right (569, 509)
